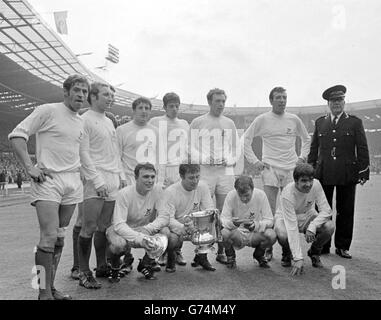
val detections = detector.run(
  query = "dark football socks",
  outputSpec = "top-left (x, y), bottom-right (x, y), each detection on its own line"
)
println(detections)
top-left (35, 246), bottom-right (54, 299)
top-left (94, 230), bottom-right (108, 269)
top-left (72, 226), bottom-right (81, 269)
top-left (78, 235), bottom-right (93, 273)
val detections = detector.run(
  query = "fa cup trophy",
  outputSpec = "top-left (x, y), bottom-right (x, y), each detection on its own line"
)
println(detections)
top-left (184, 209), bottom-right (223, 254)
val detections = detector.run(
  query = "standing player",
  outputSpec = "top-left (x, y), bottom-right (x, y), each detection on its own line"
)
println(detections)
top-left (69, 106), bottom-right (89, 280)
top-left (77, 82), bottom-right (127, 289)
top-left (149, 92), bottom-right (189, 186)
top-left (149, 92), bottom-right (189, 266)
top-left (0, 169), bottom-right (6, 195)
top-left (8, 74), bottom-right (95, 300)
top-left (189, 88), bottom-right (240, 264)
top-left (244, 87), bottom-right (310, 261)
top-left (70, 95), bottom-right (120, 280)
top-left (117, 97), bottom-right (163, 185)
top-left (116, 97), bottom-right (163, 273)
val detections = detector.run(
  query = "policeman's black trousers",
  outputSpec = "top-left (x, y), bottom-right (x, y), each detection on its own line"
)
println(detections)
top-left (322, 184), bottom-right (357, 251)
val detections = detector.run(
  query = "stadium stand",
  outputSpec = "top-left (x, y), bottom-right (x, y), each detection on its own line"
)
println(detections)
top-left (0, 0), bottom-right (380, 173)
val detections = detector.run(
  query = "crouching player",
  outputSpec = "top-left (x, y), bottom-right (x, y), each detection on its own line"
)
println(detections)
top-left (106, 163), bottom-right (169, 281)
top-left (220, 176), bottom-right (276, 269)
top-left (162, 163), bottom-right (217, 272)
top-left (274, 163), bottom-right (335, 276)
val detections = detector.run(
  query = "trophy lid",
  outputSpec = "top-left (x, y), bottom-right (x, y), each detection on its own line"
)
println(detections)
top-left (145, 234), bottom-right (168, 259)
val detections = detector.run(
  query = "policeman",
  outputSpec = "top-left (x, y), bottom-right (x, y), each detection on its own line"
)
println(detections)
top-left (308, 85), bottom-right (370, 259)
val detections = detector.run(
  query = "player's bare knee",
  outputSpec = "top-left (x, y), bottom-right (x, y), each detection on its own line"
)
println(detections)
top-left (322, 220), bottom-right (335, 236)
top-left (109, 243), bottom-right (126, 255)
top-left (275, 227), bottom-right (288, 245)
top-left (167, 233), bottom-right (180, 250)
top-left (221, 228), bottom-right (232, 241)
top-left (97, 221), bottom-right (111, 233)
top-left (274, 220), bottom-right (286, 239)
top-left (230, 232), bottom-right (244, 248)
top-left (264, 228), bottom-right (277, 245)
top-left (55, 227), bottom-right (67, 247)
top-left (81, 222), bottom-right (97, 237)
top-left (41, 230), bottom-right (58, 248)
top-left (108, 238), bottom-right (127, 255)
top-left (160, 227), bottom-right (171, 237)
top-left (230, 229), bottom-right (243, 243)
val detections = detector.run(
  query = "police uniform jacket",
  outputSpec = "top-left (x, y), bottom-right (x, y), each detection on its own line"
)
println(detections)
top-left (308, 112), bottom-right (369, 185)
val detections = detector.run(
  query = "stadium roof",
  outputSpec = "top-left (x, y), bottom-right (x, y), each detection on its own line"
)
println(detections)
top-left (0, 0), bottom-right (166, 116)
top-left (1, 0), bottom-right (380, 122)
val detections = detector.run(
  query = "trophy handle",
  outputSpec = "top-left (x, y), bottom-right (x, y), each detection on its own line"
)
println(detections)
top-left (183, 213), bottom-right (194, 242)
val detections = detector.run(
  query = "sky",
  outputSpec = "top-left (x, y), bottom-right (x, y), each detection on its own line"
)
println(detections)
top-left (29, 0), bottom-right (381, 108)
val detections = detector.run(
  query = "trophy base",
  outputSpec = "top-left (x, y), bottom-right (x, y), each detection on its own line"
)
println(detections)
top-left (195, 243), bottom-right (216, 254)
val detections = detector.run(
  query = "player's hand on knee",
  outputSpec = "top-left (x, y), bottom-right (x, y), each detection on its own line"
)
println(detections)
top-left (305, 230), bottom-right (316, 243)
top-left (290, 260), bottom-right (304, 276)
top-left (96, 185), bottom-right (108, 198)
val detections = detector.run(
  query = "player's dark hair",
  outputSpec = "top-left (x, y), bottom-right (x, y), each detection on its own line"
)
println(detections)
top-left (269, 86), bottom-right (286, 101)
top-left (87, 82), bottom-right (110, 104)
top-left (134, 162), bottom-right (156, 179)
top-left (206, 88), bottom-right (226, 105)
top-left (293, 163), bottom-right (315, 181)
top-left (132, 97), bottom-right (152, 111)
top-left (163, 92), bottom-right (180, 107)
top-left (63, 74), bottom-right (90, 93)
top-left (179, 164), bottom-right (200, 178)
top-left (234, 175), bottom-right (254, 194)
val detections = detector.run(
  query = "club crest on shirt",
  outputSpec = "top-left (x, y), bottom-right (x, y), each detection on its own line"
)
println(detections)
top-left (306, 201), bottom-right (313, 209)
top-left (249, 212), bottom-right (256, 219)
top-left (286, 128), bottom-right (293, 134)
top-left (192, 203), bottom-right (200, 211)
top-left (145, 208), bottom-right (156, 217)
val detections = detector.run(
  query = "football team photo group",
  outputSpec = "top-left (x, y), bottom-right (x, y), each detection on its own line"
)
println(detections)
top-left (6, 74), bottom-right (370, 300)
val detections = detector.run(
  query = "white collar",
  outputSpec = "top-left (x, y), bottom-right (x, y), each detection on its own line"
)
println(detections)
top-left (331, 112), bottom-right (344, 122)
